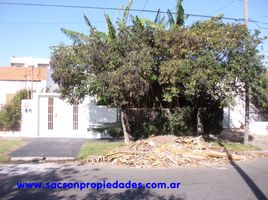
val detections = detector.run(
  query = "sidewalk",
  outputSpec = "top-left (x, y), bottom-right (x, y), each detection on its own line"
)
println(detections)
top-left (250, 136), bottom-right (268, 152)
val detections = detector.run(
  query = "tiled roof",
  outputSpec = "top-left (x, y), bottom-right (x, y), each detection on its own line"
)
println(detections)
top-left (0, 67), bottom-right (47, 81)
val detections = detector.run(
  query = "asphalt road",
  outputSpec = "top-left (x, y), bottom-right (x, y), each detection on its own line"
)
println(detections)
top-left (0, 158), bottom-right (268, 200)
top-left (10, 138), bottom-right (86, 158)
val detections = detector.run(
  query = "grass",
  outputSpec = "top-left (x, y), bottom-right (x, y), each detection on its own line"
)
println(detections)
top-left (213, 142), bottom-right (262, 152)
top-left (0, 139), bottom-right (27, 163)
top-left (77, 140), bottom-right (124, 159)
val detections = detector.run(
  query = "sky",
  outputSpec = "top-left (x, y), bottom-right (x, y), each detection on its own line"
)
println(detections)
top-left (0, 0), bottom-right (268, 66)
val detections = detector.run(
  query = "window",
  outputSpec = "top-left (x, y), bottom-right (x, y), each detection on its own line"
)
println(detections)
top-left (38, 64), bottom-right (49, 68)
top-left (6, 93), bottom-right (16, 104)
top-left (48, 97), bottom-right (53, 130)
top-left (10, 63), bottom-right (24, 67)
top-left (73, 104), bottom-right (78, 130)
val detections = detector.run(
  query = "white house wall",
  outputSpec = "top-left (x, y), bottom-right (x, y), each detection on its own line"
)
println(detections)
top-left (21, 99), bottom-right (35, 137)
top-left (250, 122), bottom-right (268, 135)
top-left (223, 96), bottom-right (268, 135)
top-left (21, 93), bottom-right (118, 138)
top-left (88, 97), bottom-right (118, 124)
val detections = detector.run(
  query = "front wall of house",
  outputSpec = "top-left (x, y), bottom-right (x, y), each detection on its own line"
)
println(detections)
top-left (37, 95), bottom-right (94, 138)
top-left (21, 94), bottom-right (118, 138)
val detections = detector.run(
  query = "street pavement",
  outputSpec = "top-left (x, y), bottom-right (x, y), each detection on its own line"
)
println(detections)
top-left (0, 157), bottom-right (268, 200)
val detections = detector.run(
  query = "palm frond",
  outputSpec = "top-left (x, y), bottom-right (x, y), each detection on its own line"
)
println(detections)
top-left (119, 0), bottom-right (133, 29)
top-left (61, 28), bottom-right (89, 44)
top-left (105, 14), bottom-right (116, 41)
top-left (167, 9), bottom-right (175, 27)
top-left (154, 9), bottom-right (161, 24)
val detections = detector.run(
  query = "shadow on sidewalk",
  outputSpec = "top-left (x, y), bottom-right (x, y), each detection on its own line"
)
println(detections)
top-left (218, 141), bottom-right (267, 200)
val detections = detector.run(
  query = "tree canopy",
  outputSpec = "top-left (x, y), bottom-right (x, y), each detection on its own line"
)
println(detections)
top-left (50, 3), bottom-right (267, 140)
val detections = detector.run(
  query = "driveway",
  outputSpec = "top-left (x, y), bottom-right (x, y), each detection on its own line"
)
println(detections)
top-left (10, 138), bottom-right (86, 159)
top-left (0, 158), bottom-right (268, 200)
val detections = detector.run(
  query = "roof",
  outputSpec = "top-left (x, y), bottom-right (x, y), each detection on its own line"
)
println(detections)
top-left (0, 67), bottom-right (47, 81)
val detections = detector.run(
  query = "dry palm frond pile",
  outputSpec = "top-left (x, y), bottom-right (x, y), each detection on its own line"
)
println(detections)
top-left (83, 135), bottom-right (266, 168)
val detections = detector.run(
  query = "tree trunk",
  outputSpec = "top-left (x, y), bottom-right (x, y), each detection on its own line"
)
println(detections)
top-left (197, 108), bottom-right (204, 135)
top-left (121, 109), bottom-right (131, 144)
top-left (244, 85), bottom-right (250, 144)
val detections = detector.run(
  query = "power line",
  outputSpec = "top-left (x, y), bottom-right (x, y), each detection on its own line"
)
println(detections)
top-left (139, 0), bottom-right (149, 14)
top-left (0, 2), bottom-right (245, 21)
top-left (209, 0), bottom-right (238, 15)
top-left (0, 21), bottom-right (105, 25)
top-left (142, 0), bottom-right (149, 10)
top-left (252, 15), bottom-right (268, 20)
top-left (0, 2), bottom-right (159, 13)
top-left (253, 22), bottom-right (268, 30)
top-left (249, 19), bottom-right (268, 26)
top-left (0, 1), bottom-right (267, 29)
top-left (249, 19), bottom-right (268, 29)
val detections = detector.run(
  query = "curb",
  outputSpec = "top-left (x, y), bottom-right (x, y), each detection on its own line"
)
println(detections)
top-left (10, 157), bottom-right (75, 162)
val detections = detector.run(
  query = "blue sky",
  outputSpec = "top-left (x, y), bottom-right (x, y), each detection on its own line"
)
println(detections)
top-left (0, 0), bottom-right (267, 66)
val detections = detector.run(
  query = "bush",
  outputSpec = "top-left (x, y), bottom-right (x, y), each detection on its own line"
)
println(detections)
top-left (107, 124), bottom-right (123, 138)
top-left (127, 108), bottom-right (194, 140)
top-left (0, 104), bottom-right (19, 131)
top-left (142, 122), bottom-right (159, 138)
top-left (165, 107), bottom-right (194, 136)
top-left (110, 105), bottom-right (223, 140)
top-left (127, 105), bottom-right (223, 139)
top-left (202, 104), bottom-right (223, 135)
top-left (0, 90), bottom-right (29, 131)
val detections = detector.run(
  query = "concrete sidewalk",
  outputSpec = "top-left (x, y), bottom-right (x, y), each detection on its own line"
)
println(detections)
top-left (250, 136), bottom-right (268, 152)
top-left (10, 138), bottom-right (86, 160)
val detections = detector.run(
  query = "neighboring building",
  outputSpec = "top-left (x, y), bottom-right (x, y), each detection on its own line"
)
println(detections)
top-left (223, 96), bottom-right (262, 128)
top-left (9, 56), bottom-right (49, 68)
top-left (223, 72), bottom-right (268, 135)
top-left (21, 93), bottom-right (119, 138)
top-left (0, 67), bottom-right (49, 106)
top-left (223, 98), bottom-right (268, 135)
top-left (0, 57), bottom-right (58, 106)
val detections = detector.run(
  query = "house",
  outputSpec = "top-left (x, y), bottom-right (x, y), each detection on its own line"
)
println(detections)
top-left (20, 93), bottom-right (119, 138)
top-left (0, 56), bottom-right (118, 138)
top-left (0, 56), bottom-right (57, 106)
top-left (223, 72), bottom-right (268, 135)
top-left (9, 56), bottom-right (49, 68)
top-left (0, 68), bottom-right (118, 138)
top-left (0, 66), bottom-right (50, 107)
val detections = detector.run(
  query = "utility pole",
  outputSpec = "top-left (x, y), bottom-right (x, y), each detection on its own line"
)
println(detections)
top-left (244, 0), bottom-right (248, 27)
top-left (244, 0), bottom-right (249, 144)
top-left (31, 65), bottom-right (34, 99)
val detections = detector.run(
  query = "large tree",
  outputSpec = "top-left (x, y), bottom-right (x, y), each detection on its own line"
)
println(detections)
top-left (51, 3), bottom-right (267, 141)
top-left (51, 11), bottom-right (164, 143)
top-left (227, 27), bottom-right (268, 143)
top-left (156, 18), bottom-right (267, 135)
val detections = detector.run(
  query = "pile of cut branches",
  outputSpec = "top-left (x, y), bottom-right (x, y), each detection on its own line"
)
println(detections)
top-left (82, 135), bottom-right (266, 168)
